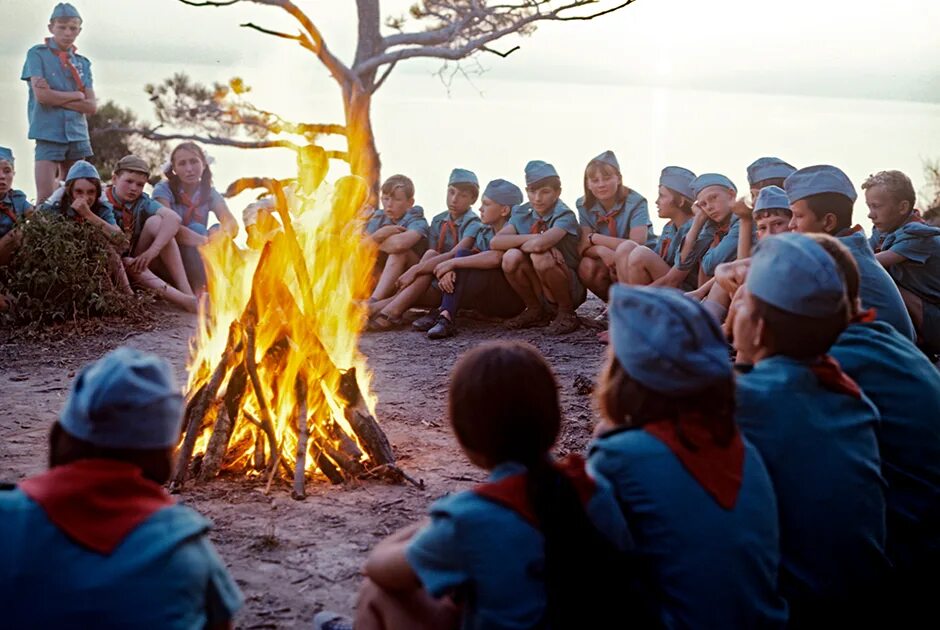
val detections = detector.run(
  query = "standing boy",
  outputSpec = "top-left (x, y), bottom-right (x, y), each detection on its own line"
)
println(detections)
top-left (21, 3), bottom-right (97, 203)
top-left (491, 160), bottom-right (583, 334)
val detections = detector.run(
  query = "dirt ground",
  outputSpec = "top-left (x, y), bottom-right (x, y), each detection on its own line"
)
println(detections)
top-left (0, 298), bottom-right (609, 629)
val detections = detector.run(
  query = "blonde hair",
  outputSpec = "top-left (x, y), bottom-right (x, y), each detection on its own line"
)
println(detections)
top-left (862, 170), bottom-right (915, 207)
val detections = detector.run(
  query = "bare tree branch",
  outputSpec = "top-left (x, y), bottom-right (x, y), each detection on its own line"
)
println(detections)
top-left (240, 22), bottom-right (305, 43)
top-left (370, 59), bottom-right (399, 94)
top-left (481, 44), bottom-right (520, 58)
top-left (92, 126), bottom-right (302, 151)
top-left (178, 0), bottom-right (241, 6)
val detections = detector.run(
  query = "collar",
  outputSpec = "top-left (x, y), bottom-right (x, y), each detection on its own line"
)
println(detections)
top-left (487, 461), bottom-right (527, 482)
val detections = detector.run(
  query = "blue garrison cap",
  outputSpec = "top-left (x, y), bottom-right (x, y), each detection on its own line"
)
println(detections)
top-left (609, 285), bottom-right (732, 395)
top-left (65, 160), bottom-right (100, 183)
top-left (0, 146), bottom-right (14, 166)
top-left (746, 232), bottom-right (845, 318)
top-left (783, 165), bottom-right (857, 203)
top-left (50, 3), bottom-right (81, 21)
top-left (448, 168), bottom-right (479, 188)
top-left (483, 179), bottom-right (523, 207)
top-left (590, 150), bottom-right (620, 172)
top-left (524, 160), bottom-right (559, 186)
top-left (691, 173), bottom-right (736, 198)
top-left (753, 186), bottom-right (790, 214)
top-left (60, 347), bottom-right (184, 450)
top-left (660, 166), bottom-right (696, 201)
top-left (747, 157), bottom-right (796, 186)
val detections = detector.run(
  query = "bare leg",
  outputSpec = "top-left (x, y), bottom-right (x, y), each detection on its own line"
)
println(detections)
top-left (898, 286), bottom-right (925, 331)
top-left (578, 254), bottom-right (612, 301)
top-left (383, 274), bottom-right (435, 319)
top-left (175, 226), bottom-right (208, 247)
top-left (355, 578), bottom-right (459, 630)
top-left (627, 246), bottom-right (671, 286)
top-left (135, 215), bottom-right (193, 294)
top-left (368, 296), bottom-right (395, 317)
top-left (109, 250), bottom-right (133, 294)
top-left (34, 160), bottom-right (59, 204)
top-left (531, 250), bottom-right (574, 311)
top-left (501, 248), bottom-right (541, 309)
top-left (372, 251), bottom-right (418, 301)
top-left (124, 258), bottom-right (198, 312)
top-left (614, 240), bottom-right (640, 285)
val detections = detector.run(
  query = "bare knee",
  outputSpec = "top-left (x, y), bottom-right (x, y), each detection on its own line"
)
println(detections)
top-left (420, 249), bottom-right (439, 262)
top-left (502, 248), bottom-right (525, 273)
top-left (578, 256), bottom-right (601, 280)
top-left (628, 245), bottom-right (657, 269)
top-left (615, 240), bottom-right (639, 259)
top-left (530, 251), bottom-right (556, 274)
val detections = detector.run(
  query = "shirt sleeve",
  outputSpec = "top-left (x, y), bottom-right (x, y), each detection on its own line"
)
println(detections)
top-left (700, 221), bottom-right (741, 277)
top-left (627, 198), bottom-right (651, 229)
top-left (143, 196), bottom-right (164, 217)
top-left (885, 231), bottom-right (937, 264)
top-left (675, 228), bottom-right (714, 271)
top-left (82, 57), bottom-right (93, 89)
top-left (405, 513), bottom-right (469, 598)
top-left (552, 209), bottom-right (581, 237)
top-left (21, 48), bottom-right (43, 81)
top-left (406, 217), bottom-right (431, 239)
top-left (576, 198), bottom-right (595, 229)
top-left (460, 218), bottom-right (483, 243)
top-left (198, 538), bottom-right (244, 625)
top-left (98, 204), bottom-right (117, 226)
top-left (151, 181), bottom-right (172, 204)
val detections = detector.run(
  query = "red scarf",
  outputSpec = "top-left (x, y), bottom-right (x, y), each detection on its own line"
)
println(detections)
top-left (851, 307), bottom-right (877, 324)
top-left (473, 455), bottom-right (596, 528)
top-left (437, 219), bottom-right (459, 251)
top-left (19, 459), bottom-right (174, 555)
top-left (709, 220), bottom-right (731, 249)
top-left (1, 198), bottom-right (16, 222)
top-left (45, 38), bottom-right (84, 91)
top-left (644, 412), bottom-right (744, 510)
top-left (530, 217), bottom-right (547, 235)
top-left (178, 189), bottom-right (205, 227)
top-left (106, 187), bottom-right (133, 233)
top-left (809, 355), bottom-right (861, 399)
top-left (594, 206), bottom-right (622, 237)
top-left (658, 234), bottom-right (672, 259)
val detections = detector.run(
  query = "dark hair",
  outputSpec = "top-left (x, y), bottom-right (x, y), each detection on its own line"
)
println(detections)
top-left (754, 207), bottom-right (792, 221)
top-left (753, 177), bottom-right (787, 190)
top-left (49, 422), bottom-right (174, 485)
top-left (451, 181), bottom-right (480, 201)
top-left (164, 142), bottom-right (213, 206)
top-left (380, 174), bottom-right (415, 199)
top-left (597, 353), bottom-right (737, 446)
top-left (527, 176), bottom-right (562, 193)
top-left (923, 206), bottom-right (940, 222)
top-left (62, 177), bottom-right (103, 214)
top-left (805, 233), bottom-right (860, 314)
top-left (750, 294), bottom-right (848, 358)
top-left (663, 187), bottom-right (694, 214)
top-left (803, 192), bottom-right (854, 233)
top-left (583, 160), bottom-right (628, 211)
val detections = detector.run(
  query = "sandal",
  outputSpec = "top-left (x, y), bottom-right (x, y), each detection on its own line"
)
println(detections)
top-left (366, 312), bottom-right (403, 332)
top-left (505, 307), bottom-right (549, 330)
top-left (547, 310), bottom-right (580, 335)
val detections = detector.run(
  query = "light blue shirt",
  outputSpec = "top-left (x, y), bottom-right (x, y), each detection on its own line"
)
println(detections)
top-left (0, 190), bottom-right (32, 237)
top-left (701, 215), bottom-right (753, 277)
top-left (21, 41), bottom-right (93, 143)
top-left (152, 181), bottom-right (224, 230)
top-left (872, 220), bottom-right (940, 305)
top-left (509, 200), bottom-right (581, 269)
top-left (365, 205), bottom-right (430, 257)
top-left (576, 189), bottom-right (656, 247)
top-left (428, 209), bottom-right (483, 253)
top-left (105, 187), bottom-right (164, 240)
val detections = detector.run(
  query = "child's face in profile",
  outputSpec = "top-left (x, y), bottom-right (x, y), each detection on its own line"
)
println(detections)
top-left (114, 171), bottom-right (148, 203)
top-left (788, 200), bottom-right (828, 234)
top-left (0, 161), bottom-right (14, 197)
top-left (381, 188), bottom-right (413, 221)
top-left (756, 213), bottom-right (791, 240)
top-left (695, 186), bottom-right (735, 223)
top-left (479, 197), bottom-right (508, 225)
top-left (526, 184), bottom-right (561, 215)
top-left (49, 18), bottom-right (82, 49)
top-left (447, 185), bottom-right (476, 215)
top-left (865, 185), bottom-right (909, 234)
top-left (655, 185), bottom-right (682, 219)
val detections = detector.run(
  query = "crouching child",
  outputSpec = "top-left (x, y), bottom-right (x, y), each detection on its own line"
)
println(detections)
top-left (0, 146), bottom-right (34, 269)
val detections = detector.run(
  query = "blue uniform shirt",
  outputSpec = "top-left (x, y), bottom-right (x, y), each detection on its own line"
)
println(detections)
top-left (0, 190), bottom-right (32, 237)
top-left (674, 218), bottom-right (722, 289)
top-left (365, 205), bottom-right (430, 257)
top-left (654, 220), bottom-right (692, 267)
top-left (509, 200), bottom-right (581, 269)
top-left (830, 320), bottom-right (940, 569)
top-left (152, 181), bottom-right (224, 232)
top-left (0, 489), bottom-right (243, 629)
top-left (21, 41), bottom-right (93, 143)
top-left (837, 229), bottom-right (916, 342)
top-left (41, 196), bottom-right (117, 226)
top-left (428, 209), bottom-right (483, 253)
top-left (406, 461), bottom-right (629, 630)
top-left (701, 215), bottom-right (754, 277)
top-left (472, 224), bottom-right (501, 253)
top-left (588, 429), bottom-right (787, 629)
top-left (576, 190), bottom-right (656, 247)
top-left (105, 186), bottom-right (164, 242)
top-left (736, 356), bottom-right (889, 605)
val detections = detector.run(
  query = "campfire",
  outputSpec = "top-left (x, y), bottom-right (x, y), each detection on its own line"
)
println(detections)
top-left (171, 167), bottom-right (410, 498)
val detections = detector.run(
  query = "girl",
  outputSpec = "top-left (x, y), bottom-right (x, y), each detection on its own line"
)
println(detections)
top-left (153, 142), bottom-right (237, 290)
top-left (590, 285), bottom-right (788, 628)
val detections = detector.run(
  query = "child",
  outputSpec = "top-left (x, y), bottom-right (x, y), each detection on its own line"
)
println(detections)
top-left (152, 142), bottom-right (238, 292)
top-left (0, 147), bottom-right (34, 268)
top-left (808, 233), bottom-right (940, 622)
top-left (731, 233), bottom-right (889, 626)
top-left (863, 170), bottom-right (940, 355)
top-left (614, 166), bottom-right (697, 290)
top-left (422, 179), bottom-right (526, 339)
top-left (21, 3), bottom-right (97, 203)
top-left (0, 347), bottom-right (243, 626)
top-left (491, 160), bottom-right (583, 334)
top-left (589, 285), bottom-right (787, 628)
top-left (784, 164), bottom-right (916, 342)
top-left (746, 157), bottom-right (796, 202)
top-left (315, 341), bottom-right (633, 630)
top-left (924, 205), bottom-right (940, 228)
top-left (364, 174), bottom-right (430, 302)
top-left (576, 150), bottom-right (653, 301)
top-left (367, 169), bottom-right (482, 330)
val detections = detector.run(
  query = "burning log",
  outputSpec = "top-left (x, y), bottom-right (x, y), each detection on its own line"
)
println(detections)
top-left (340, 368), bottom-right (394, 467)
top-left (292, 378), bottom-right (310, 500)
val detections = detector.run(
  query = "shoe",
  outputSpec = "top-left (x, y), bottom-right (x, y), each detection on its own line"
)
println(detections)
top-left (411, 309), bottom-right (440, 332)
top-left (547, 310), bottom-right (580, 335)
top-left (427, 315), bottom-right (457, 339)
top-left (313, 611), bottom-right (353, 630)
top-left (365, 312), bottom-right (403, 332)
top-left (505, 307), bottom-right (549, 330)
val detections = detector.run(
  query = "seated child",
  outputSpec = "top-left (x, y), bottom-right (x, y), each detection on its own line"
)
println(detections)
top-left (0, 347), bottom-right (243, 627)
top-left (589, 285), bottom-right (788, 629)
top-left (363, 174), bottom-right (430, 302)
top-left (784, 164), bottom-right (916, 342)
top-left (491, 160), bottom-right (584, 334)
top-left (152, 142), bottom-right (238, 292)
top-left (863, 170), bottom-right (940, 355)
top-left (923, 205), bottom-right (940, 228)
top-left (0, 146), bottom-right (34, 268)
top-left (746, 157), bottom-right (796, 202)
top-left (367, 169), bottom-right (482, 330)
top-left (422, 179), bottom-right (526, 339)
top-left (615, 166), bottom-right (697, 291)
top-left (731, 233), bottom-right (889, 626)
top-left (21, 3), bottom-right (97, 203)
top-left (315, 341), bottom-right (633, 630)
top-left (809, 233), bottom-right (940, 622)
top-left (576, 150), bottom-right (654, 300)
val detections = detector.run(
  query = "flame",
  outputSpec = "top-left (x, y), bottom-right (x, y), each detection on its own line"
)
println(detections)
top-left (185, 157), bottom-right (378, 480)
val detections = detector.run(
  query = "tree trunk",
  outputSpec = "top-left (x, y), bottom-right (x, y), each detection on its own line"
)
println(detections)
top-left (343, 83), bottom-right (381, 204)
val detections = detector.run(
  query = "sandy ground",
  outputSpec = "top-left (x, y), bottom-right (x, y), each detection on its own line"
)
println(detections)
top-left (0, 298), bottom-right (608, 629)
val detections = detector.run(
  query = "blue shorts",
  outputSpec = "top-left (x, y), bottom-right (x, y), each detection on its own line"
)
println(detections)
top-left (35, 139), bottom-right (93, 162)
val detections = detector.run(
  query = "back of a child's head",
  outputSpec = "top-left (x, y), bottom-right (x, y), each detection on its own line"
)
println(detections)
top-left (805, 233), bottom-right (861, 311)
top-left (752, 295), bottom-right (847, 359)
top-left (380, 174), bottom-right (414, 200)
top-left (803, 192), bottom-right (854, 232)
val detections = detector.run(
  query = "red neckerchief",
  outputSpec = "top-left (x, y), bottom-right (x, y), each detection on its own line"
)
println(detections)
top-left (851, 307), bottom-right (878, 324)
top-left (593, 203), bottom-right (623, 237)
top-left (438, 217), bottom-right (459, 251)
top-left (658, 228), bottom-right (673, 259)
top-left (178, 189), bottom-right (205, 227)
top-left (44, 38), bottom-right (84, 91)
top-left (644, 412), bottom-right (744, 510)
top-left (836, 224), bottom-right (864, 238)
top-left (106, 187), bottom-right (133, 233)
top-left (709, 219), bottom-right (731, 249)
top-left (19, 459), bottom-right (174, 555)
top-left (530, 217), bottom-right (548, 235)
top-left (1, 197), bottom-right (16, 222)
top-left (809, 355), bottom-right (861, 399)
top-left (473, 455), bottom-right (596, 528)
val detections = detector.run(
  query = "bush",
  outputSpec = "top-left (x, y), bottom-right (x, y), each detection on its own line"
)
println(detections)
top-left (0, 213), bottom-right (151, 327)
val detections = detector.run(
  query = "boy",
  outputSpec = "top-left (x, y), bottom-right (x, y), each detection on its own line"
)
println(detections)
top-left (0, 147), bottom-right (33, 268)
top-left (21, 3), bottom-right (97, 203)
top-left (732, 233), bottom-right (888, 626)
top-left (746, 157), bottom-right (796, 201)
top-left (0, 347), bottom-right (243, 627)
top-left (784, 164), bottom-right (916, 342)
top-left (368, 169), bottom-right (482, 330)
top-left (423, 179), bottom-right (526, 339)
top-left (863, 169), bottom-right (940, 355)
top-left (491, 160), bottom-right (583, 334)
top-left (364, 174), bottom-right (430, 302)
